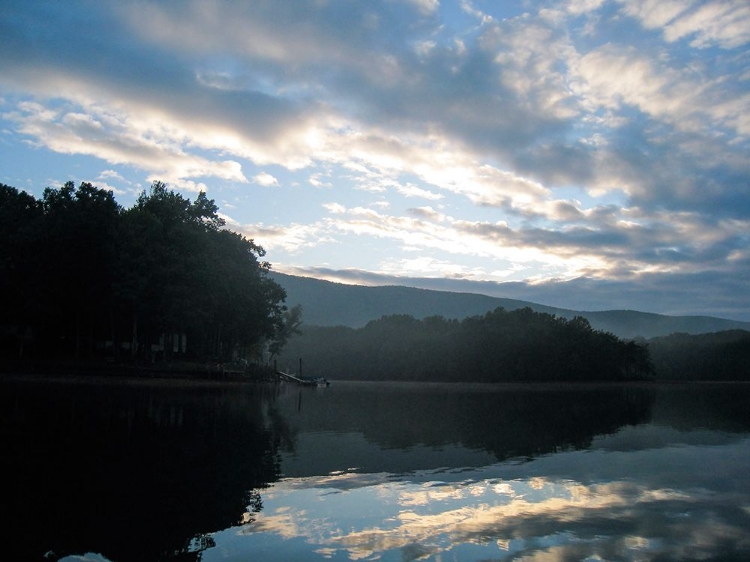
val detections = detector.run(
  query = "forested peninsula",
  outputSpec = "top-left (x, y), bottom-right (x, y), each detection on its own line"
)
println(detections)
top-left (276, 314), bottom-right (750, 382)
top-left (276, 310), bottom-right (654, 382)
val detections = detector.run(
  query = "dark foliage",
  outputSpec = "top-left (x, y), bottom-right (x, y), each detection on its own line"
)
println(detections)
top-left (647, 330), bottom-right (750, 381)
top-left (0, 181), bottom-right (288, 364)
top-left (278, 308), bottom-right (654, 382)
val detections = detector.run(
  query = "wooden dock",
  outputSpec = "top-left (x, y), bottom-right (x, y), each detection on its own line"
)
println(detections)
top-left (276, 370), bottom-right (329, 386)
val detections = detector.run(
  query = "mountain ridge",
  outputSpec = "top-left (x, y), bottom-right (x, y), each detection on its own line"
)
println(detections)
top-left (270, 272), bottom-right (750, 339)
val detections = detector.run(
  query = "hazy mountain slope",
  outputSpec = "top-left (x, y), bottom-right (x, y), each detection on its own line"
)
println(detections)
top-left (271, 272), bottom-right (750, 339)
top-left (575, 310), bottom-right (750, 339)
top-left (272, 272), bottom-right (562, 325)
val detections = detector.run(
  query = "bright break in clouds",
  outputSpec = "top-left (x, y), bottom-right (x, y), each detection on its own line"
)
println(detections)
top-left (1, 0), bottom-right (749, 320)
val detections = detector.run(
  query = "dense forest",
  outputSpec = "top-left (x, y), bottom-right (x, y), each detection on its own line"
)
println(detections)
top-left (278, 313), bottom-right (750, 382)
top-left (648, 330), bottom-right (750, 381)
top-left (277, 308), bottom-right (654, 382)
top-left (0, 181), bottom-right (291, 366)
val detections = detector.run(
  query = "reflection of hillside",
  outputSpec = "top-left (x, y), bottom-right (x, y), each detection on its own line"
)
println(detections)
top-left (2, 380), bottom-right (283, 562)
top-left (271, 383), bottom-right (655, 466)
top-left (650, 383), bottom-right (750, 432)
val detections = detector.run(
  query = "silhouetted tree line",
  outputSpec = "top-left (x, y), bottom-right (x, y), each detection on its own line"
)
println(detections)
top-left (0, 181), bottom-right (290, 364)
top-left (647, 330), bottom-right (750, 381)
top-left (278, 308), bottom-right (654, 382)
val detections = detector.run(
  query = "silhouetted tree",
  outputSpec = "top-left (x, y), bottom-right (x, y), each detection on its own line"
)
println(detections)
top-left (0, 180), bottom-right (291, 366)
top-left (35, 181), bottom-right (121, 357)
top-left (0, 184), bottom-right (44, 356)
top-left (266, 304), bottom-right (303, 363)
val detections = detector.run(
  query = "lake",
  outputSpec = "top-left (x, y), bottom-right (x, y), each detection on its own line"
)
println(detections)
top-left (3, 377), bottom-right (750, 561)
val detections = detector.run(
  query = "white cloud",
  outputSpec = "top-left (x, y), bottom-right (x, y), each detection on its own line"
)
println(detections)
top-left (665, 1), bottom-right (750, 49)
top-left (407, 206), bottom-right (445, 221)
top-left (239, 221), bottom-right (331, 254)
top-left (618, 0), bottom-right (693, 29)
top-left (405, 0), bottom-right (440, 16)
top-left (253, 172), bottom-right (280, 187)
top-left (97, 169), bottom-right (125, 181)
top-left (1, 0), bottom-right (748, 318)
top-left (565, 0), bottom-right (607, 15)
top-left (5, 97), bottom-right (248, 189)
top-left (308, 172), bottom-right (332, 188)
top-left (459, 0), bottom-right (495, 24)
top-left (394, 183), bottom-right (444, 200)
top-left (572, 43), bottom-right (750, 138)
top-left (619, 0), bottom-right (750, 49)
top-left (323, 202), bottom-right (346, 214)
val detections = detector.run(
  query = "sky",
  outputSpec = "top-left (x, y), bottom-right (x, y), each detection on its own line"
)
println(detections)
top-left (1, 0), bottom-right (749, 321)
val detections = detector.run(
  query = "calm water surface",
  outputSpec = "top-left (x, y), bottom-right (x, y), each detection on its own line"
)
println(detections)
top-left (3, 377), bottom-right (750, 561)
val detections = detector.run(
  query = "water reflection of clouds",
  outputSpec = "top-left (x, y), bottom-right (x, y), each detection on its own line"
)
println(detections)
top-left (223, 441), bottom-right (750, 561)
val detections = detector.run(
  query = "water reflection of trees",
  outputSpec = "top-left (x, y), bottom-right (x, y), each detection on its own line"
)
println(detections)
top-left (272, 384), bottom-right (655, 463)
top-left (651, 383), bottom-right (750, 432)
top-left (2, 380), bottom-right (284, 562)
top-left (10, 380), bottom-right (747, 562)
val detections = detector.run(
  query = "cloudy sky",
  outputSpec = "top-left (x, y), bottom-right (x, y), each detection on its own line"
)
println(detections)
top-left (2, 0), bottom-right (749, 320)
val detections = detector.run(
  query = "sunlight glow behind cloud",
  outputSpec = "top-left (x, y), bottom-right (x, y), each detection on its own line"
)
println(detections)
top-left (1, 0), bottom-right (748, 318)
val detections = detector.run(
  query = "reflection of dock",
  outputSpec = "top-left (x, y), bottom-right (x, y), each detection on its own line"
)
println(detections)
top-left (276, 370), bottom-right (330, 387)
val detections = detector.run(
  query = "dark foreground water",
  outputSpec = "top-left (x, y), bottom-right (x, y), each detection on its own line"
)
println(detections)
top-left (3, 377), bottom-right (750, 562)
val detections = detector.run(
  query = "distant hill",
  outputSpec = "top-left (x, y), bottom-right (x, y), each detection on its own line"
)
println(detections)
top-left (271, 272), bottom-right (750, 339)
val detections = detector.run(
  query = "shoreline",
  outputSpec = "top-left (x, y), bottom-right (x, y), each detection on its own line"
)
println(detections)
top-left (2, 370), bottom-right (748, 388)
top-left (0, 371), bottom-right (270, 387)
top-left (0, 358), bottom-right (276, 386)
